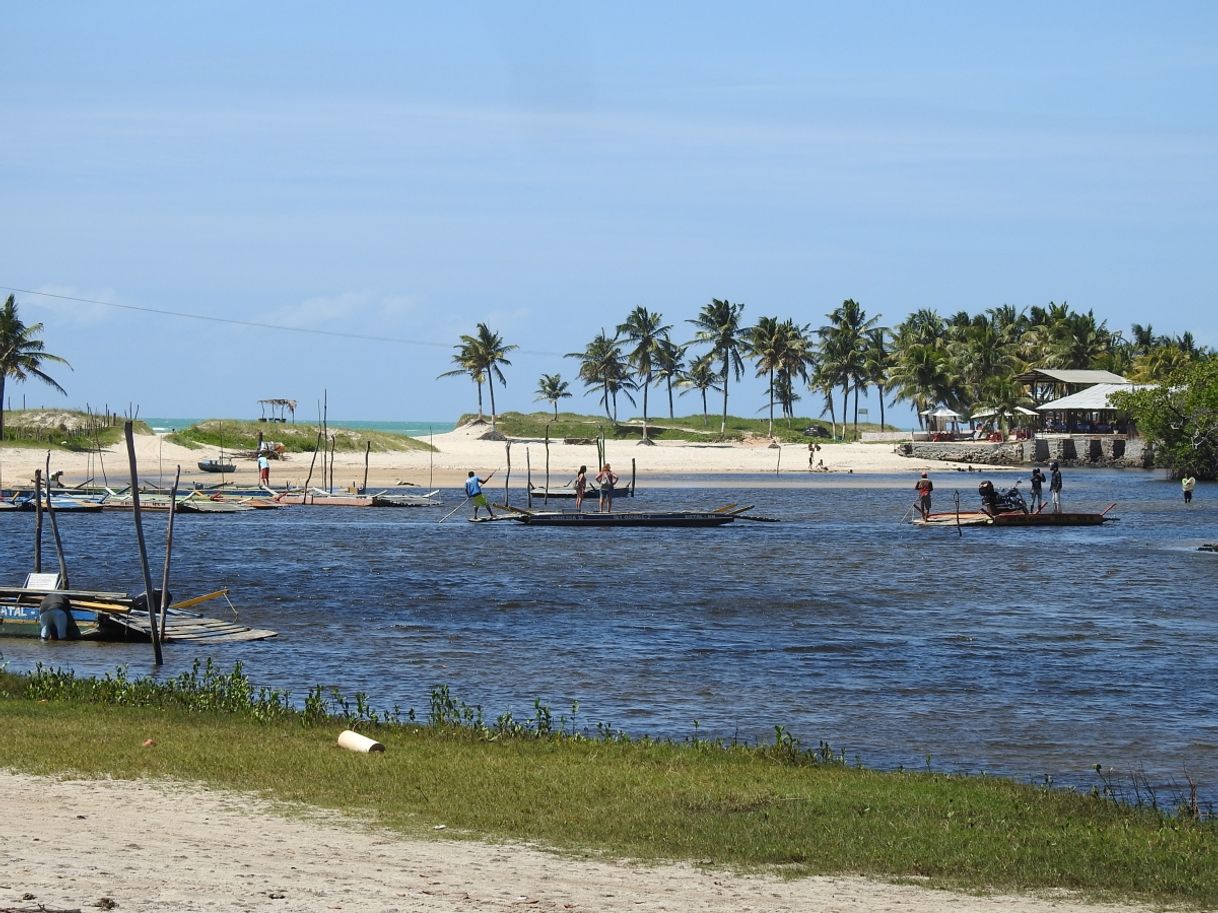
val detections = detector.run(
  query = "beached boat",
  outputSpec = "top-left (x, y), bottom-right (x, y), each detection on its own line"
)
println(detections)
top-left (0, 581), bottom-right (275, 642)
top-left (198, 458), bottom-right (237, 473)
top-left (8, 493), bottom-right (105, 513)
top-left (270, 488), bottom-right (375, 507)
top-left (370, 489), bottom-right (442, 507)
top-left (501, 503), bottom-right (774, 527)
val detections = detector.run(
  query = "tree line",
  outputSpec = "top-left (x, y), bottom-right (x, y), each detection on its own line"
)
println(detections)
top-left (441, 299), bottom-right (1214, 439)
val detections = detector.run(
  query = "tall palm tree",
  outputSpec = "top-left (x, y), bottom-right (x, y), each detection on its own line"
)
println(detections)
top-left (688, 298), bottom-right (747, 434)
top-left (678, 353), bottom-right (722, 427)
top-left (819, 299), bottom-right (878, 438)
top-left (861, 327), bottom-right (891, 431)
top-left (450, 323), bottom-right (516, 432)
top-left (438, 341), bottom-right (486, 422)
top-left (653, 338), bottom-right (687, 420)
top-left (744, 316), bottom-right (784, 438)
top-left (776, 320), bottom-right (816, 429)
top-left (617, 306), bottom-right (672, 443)
top-left (534, 373), bottom-right (572, 419)
top-left (567, 331), bottom-right (634, 421)
top-left (0, 295), bottom-right (70, 441)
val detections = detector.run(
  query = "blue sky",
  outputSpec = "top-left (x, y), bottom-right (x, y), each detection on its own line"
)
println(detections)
top-left (4, 2), bottom-right (1216, 424)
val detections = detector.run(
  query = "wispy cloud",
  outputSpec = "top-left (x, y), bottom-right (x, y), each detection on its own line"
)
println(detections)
top-left (256, 290), bottom-right (421, 330)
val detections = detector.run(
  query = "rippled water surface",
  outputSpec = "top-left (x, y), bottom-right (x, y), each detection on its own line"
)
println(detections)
top-left (3, 470), bottom-right (1216, 793)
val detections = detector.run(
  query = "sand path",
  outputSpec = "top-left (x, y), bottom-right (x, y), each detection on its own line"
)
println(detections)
top-left (1, 772), bottom-right (1142, 913)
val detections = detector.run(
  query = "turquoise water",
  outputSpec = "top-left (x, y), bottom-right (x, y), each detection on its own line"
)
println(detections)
top-left (144, 418), bottom-right (455, 438)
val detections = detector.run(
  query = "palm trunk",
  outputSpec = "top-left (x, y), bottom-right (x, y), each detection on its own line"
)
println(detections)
top-left (642, 374), bottom-right (650, 441)
top-left (667, 378), bottom-right (675, 419)
top-left (852, 385), bottom-right (860, 437)
top-left (767, 367), bottom-right (775, 438)
top-left (721, 354), bottom-right (730, 434)
top-left (701, 390), bottom-right (709, 426)
top-left (603, 380), bottom-right (612, 420)
top-left (878, 385), bottom-right (886, 430)
top-left (0, 374), bottom-right (5, 442)
top-left (840, 383), bottom-right (849, 440)
top-left (487, 375), bottom-right (497, 431)
top-left (476, 380), bottom-right (485, 422)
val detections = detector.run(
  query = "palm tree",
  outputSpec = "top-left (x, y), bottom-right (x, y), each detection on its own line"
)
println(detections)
top-left (688, 299), bottom-right (747, 434)
top-left (653, 339), bottom-right (687, 420)
top-left (678, 353), bottom-right (722, 427)
top-left (443, 324), bottom-right (516, 432)
top-left (438, 341), bottom-right (486, 422)
top-left (744, 316), bottom-right (783, 438)
top-left (534, 373), bottom-right (572, 419)
top-left (617, 306), bottom-right (672, 443)
top-left (0, 295), bottom-right (70, 442)
top-left (567, 331), bottom-right (634, 421)
top-left (861, 327), bottom-right (891, 430)
top-left (819, 299), bottom-right (878, 438)
top-left (776, 320), bottom-right (816, 429)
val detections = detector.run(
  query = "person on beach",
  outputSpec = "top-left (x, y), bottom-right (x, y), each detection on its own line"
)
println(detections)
top-left (1030, 466), bottom-right (1046, 511)
top-left (574, 465), bottom-right (588, 512)
top-left (1182, 473), bottom-right (1196, 504)
top-left (465, 470), bottom-right (496, 520)
top-left (914, 471), bottom-right (933, 519)
top-left (596, 463), bottom-right (618, 513)
top-left (1049, 461), bottom-right (1063, 513)
top-left (257, 452), bottom-right (271, 486)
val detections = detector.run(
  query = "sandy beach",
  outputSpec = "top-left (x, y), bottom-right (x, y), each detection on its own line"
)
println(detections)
top-left (0, 423), bottom-right (978, 493)
top-left (0, 771), bottom-right (1145, 913)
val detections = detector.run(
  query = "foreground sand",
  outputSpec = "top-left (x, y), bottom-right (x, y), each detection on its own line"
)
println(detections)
top-left (1, 771), bottom-right (1143, 913)
top-left (1, 423), bottom-right (978, 492)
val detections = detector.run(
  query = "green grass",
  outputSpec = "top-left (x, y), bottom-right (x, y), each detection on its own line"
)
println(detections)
top-left (2, 664), bottom-right (1216, 908)
top-left (1, 409), bottom-right (150, 450)
top-left (166, 419), bottom-right (435, 453)
top-left (464, 411), bottom-right (890, 444)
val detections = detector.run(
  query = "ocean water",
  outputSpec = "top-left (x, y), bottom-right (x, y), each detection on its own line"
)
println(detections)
top-left (144, 418), bottom-right (455, 438)
top-left (3, 469), bottom-right (1216, 798)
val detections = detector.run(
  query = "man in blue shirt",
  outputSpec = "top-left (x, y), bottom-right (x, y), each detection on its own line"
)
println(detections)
top-left (465, 470), bottom-right (496, 519)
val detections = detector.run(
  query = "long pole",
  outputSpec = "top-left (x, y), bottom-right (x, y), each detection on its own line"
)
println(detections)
top-left (526, 447), bottom-right (532, 508)
top-left (504, 441), bottom-right (512, 506)
top-left (302, 430), bottom-right (323, 496)
top-left (439, 497), bottom-right (469, 523)
top-left (362, 441), bottom-right (371, 494)
top-left (543, 424), bottom-right (551, 506)
top-left (124, 421), bottom-right (163, 665)
top-left (44, 453), bottom-right (70, 587)
top-left (159, 465), bottom-right (181, 633)
top-left (33, 468), bottom-right (43, 573)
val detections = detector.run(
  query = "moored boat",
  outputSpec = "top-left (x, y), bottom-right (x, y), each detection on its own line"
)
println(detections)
top-left (502, 503), bottom-right (774, 527)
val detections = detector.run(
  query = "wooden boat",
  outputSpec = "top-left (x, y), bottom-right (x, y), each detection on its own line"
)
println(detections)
top-left (8, 493), bottom-right (105, 513)
top-left (370, 489), bottom-right (442, 507)
top-left (198, 458), bottom-right (237, 473)
top-left (914, 505), bottom-right (1117, 528)
top-left (100, 490), bottom-right (255, 513)
top-left (270, 488), bottom-right (374, 507)
top-left (0, 582), bottom-right (275, 642)
top-left (502, 503), bottom-right (775, 527)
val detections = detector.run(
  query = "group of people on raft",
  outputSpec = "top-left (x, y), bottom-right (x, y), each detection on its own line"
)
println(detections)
top-left (914, 462), bottom-right (1065, 520)
top-left (465, 463), bottom-right (621, 520)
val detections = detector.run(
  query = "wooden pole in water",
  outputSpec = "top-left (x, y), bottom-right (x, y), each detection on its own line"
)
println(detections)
top-left (33, 468), bottom-right (43, 573)
top-left (630, 458), bottom-right (636, 497)
top-left (159, 465), bottom-right (181, 633)
top-left (321, 391), bottom-right (329, 493)
top-left (362, 441), bottom-right (371, 494)
top-left (504, 441), bottom-right (512, 506)
top-left (526, 446), bottom-right (532, 508)
top-left (329, 434), bottom-right (337, 494)
top-left (302, 430), bottom-right (323, 497)
top-left (775, 446), bottom-right (781, 475)
top-left (124, 421), bottom-right (163, 665)
top-left (543, 424), bottom-right (551, 506)
top-left (44, 453), bottom-right (70, 587)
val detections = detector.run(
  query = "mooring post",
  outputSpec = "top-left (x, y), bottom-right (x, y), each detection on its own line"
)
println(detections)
top-left (159, 466), bottom-right (181, 633)
top-left (44, 453), bottom-right (70, 587)
top-left (124, 421), bottom-right (163, 665)
top-left (32, 469), bottom-right (43, 573)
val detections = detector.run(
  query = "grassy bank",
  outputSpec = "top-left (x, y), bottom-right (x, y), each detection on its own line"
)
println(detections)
top-left (167, 419), bottom-right (435, 453)
top-left (1, 409), bottom-right (150, 450)
top-left (462, 411), bottom-right (890, 444)
top-left (2, 664), bottom-right (1215, 908)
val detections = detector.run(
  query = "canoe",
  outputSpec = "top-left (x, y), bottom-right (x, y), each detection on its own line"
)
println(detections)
top-left (370, 490), bottom-right (442, 507)
top-left (198, 459), bottom-right (237, 473)
top-left (502, 503), bottom-right (774, 528)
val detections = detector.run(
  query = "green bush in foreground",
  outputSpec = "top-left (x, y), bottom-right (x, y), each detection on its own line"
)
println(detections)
top-left (3, 662), bottom-right (1217, 908)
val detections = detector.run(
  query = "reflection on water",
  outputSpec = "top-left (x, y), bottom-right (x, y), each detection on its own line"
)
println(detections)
top-left (3, 470), bottom-right (1216, 793)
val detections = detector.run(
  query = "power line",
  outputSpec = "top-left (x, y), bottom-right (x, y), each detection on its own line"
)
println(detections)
top-left (1, 285), bottom-right (565, 358)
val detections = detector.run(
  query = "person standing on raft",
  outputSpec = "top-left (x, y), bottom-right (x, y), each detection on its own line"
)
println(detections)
top-left (574, 465), bottom-right (588, 512)
top-left (465, 470), bottom-right (496, 520)
top-left (914, 471), bottom-right (934, 519)
top-left (596, 463), bottom-right (618, 513)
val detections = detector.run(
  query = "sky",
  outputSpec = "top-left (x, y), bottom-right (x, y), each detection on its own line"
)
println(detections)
top-left (4, 2), bottom-right (1217, 425)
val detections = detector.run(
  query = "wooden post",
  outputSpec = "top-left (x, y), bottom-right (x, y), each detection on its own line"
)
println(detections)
top-left (775, 446), bottom-right (781, 475)
top-left (302, 430), bottom-right (323, 498)
top-left (33, 468), bottom-right (43, 573)
top-left (159, 465), bottom-right (181, 632)
top-left (362, 441), bottom-right (371, 494)
top-left (631, 458), bottom-right (636, 497)
top-left (526, 446), bottom-right (532, 508)
top-left (543, 425), bottom-right (551, 506)
top-left (504, 441), bottom-right (512, 506)
top-left (329, 434), bottom-right (337, 494)
top-left (44, 454), bottom-right (70, 587)
top-left (124, 421), bottom-right (163, 665)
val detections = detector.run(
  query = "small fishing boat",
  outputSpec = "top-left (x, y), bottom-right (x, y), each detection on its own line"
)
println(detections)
top-left (198, 458), bottom-right (237, 473)
top-left (9, 492), bottom-right (105, 513)
top-left (370, 489), bottom-right (442, 507)
top-left (502, 503), bottom-right (775, 527)
top-left (270, 488), bottom-right (375, 507)
top-left (0, 580), bottom-right (275, 642)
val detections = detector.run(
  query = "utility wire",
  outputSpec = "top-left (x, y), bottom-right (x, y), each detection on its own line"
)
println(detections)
top-left (1, 285), bottom-right (566, 358)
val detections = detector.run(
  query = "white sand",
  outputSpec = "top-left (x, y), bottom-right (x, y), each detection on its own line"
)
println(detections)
top-left (1, 423), bottom-right (977, 492)
top-left (1, 771), bottom-right (1144, 913)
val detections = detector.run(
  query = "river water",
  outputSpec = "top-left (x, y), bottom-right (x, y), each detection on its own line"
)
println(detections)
top-left (3, 469), bottom-right (1215, 797)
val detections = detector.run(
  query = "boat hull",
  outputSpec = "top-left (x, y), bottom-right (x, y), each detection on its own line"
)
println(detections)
top-left (915, 510), bottom-right (1112, 528)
